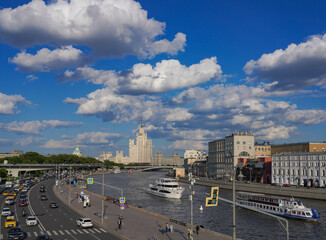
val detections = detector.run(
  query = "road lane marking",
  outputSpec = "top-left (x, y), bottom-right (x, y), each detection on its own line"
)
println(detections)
top-left (46, 231), bottom-right (52, 236)
top-left (71, 230), bottom-right (77, 234)
top-left (77, 229), bottom-right (83, 234)
top-left (59, 230), bottom-right (65, 235)
top-left (53, 230), bottom-right (58, 235)
top-left (88, 229), bottom-right (95, 233)
top-left (27, 232), bottom-right (32, 237)
top-left (100, 228), bottom-right (107, 232)
top-left (94, 229), bottom-right (101, 233)
top-left (82, 229), bottom-right (89, 233)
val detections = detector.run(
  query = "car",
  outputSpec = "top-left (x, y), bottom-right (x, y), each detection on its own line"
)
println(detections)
top-left (49, 202), bottom-right (58, 208)
top-left (5, 216), bottom-right (17, 228)
top-left (36, 234), bottom-right (52, 240)
top-left (5, 198), bottom-right (14, 205)
top-left (8, 227), bottom-right (25, 240)
top-left (26, 216), bottom-right (38, 226)
top-left (40, 188), bottom-right (46, 192)
top-left (21, 188), bottom-right (28, 192)
top-left (76, 217), bottom-right (93, 228)
top-left (283, 184), bottom-right (291, 187)
top-left (19, 201), bottom-right (28, 207)
top-left (1, 208), bottom-right (12, 217)
top-left (40, 195), bottom-right (48, 201)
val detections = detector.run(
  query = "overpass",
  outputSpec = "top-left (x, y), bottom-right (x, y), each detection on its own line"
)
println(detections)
top-left (0, 163), bottom-right (103, 177)
top-left (124, 165), bottom-right (176, 171)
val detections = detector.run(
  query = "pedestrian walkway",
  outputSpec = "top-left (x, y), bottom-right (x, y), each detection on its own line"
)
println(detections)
top-left (54, 183), bottom-right (233, 240)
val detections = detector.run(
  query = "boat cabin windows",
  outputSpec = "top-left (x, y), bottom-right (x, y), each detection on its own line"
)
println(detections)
top-left (305, 212), bottom-right (312, 216)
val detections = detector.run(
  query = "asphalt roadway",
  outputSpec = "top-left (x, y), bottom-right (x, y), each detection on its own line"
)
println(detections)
top-left (0, 179), bottom-right (119, 240)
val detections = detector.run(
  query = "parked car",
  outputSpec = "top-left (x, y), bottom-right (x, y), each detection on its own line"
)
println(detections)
top-left (40, 195), bottom-right (48, 201)
top-left (76, 217), bottom-right (93, 228)
top-left (8, 227), bottom-right (25, 240)
top-left (26, 216), bottom-right (38, 226)
top-left (1, 208), bottom-right (11, 217)
top-left (49, 202), bottom-right (58, 208)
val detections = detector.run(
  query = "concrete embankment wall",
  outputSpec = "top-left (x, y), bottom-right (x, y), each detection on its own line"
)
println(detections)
top-left (179, 178), bottom-right (326, 201)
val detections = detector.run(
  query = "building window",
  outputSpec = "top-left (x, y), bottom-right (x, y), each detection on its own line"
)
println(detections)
top-left (237, 141), bottom-right (240, 144)
top-left (313, 148), bottom-right (316, 152)
top-left (249, 146), bottom-right (252, 150)
top-left (322, 148), bottom-right (325, 152)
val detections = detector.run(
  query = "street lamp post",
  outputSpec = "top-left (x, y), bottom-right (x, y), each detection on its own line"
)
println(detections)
top-left (232, 167), bottom-right (236, 240)
top-left (188, 173), bottom-right (196, 239)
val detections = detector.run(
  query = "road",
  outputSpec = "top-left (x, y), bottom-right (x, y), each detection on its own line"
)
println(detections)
top-left (1, 179), bottom-right (120, 240)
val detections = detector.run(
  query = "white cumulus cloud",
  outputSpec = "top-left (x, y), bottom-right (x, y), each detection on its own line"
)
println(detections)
top-left (60, 57), bottom-right (222, 94)
top-left (244, 34), bottom-right (326, 90)
top-left (0, 0), bottom-right (186, 58)
top-left (0, 120), bottom-right (83, 135)
top-left (10, 46), bottom-right (89, 73)
top-left (0, 92), bottom-right (31, 114)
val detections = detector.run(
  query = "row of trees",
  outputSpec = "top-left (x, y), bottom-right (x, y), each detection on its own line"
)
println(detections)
top-left (1, 152), bottom-right (101, 164)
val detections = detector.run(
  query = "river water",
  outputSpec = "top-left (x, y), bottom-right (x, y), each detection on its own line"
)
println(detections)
top-left (88, 171), bottom-right (326, 240)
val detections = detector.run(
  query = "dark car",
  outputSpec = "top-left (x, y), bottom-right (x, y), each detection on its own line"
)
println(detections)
top-left (35, 234), bottom-right (52, 240)
top-left (40, 195), bottom-right (48, 201)
top-left (49, 202), bottom-right (58, 208)
top-left (8, 227), bottom-right (25, 240)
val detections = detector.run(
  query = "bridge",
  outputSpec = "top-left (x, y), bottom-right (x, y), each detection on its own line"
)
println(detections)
top-left (124, 165), bottom-right (176, 171)
top-left (0, 163), bottom-right (103, 177)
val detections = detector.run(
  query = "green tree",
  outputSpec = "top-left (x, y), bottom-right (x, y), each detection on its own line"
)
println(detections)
top-left (0, 168), bottom-right (8, 178)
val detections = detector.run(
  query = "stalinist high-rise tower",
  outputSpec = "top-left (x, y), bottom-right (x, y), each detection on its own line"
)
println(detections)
top-left (128, 121), bottom-right (152, 164)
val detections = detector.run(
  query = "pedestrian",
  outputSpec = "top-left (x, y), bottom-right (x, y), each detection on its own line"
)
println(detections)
top-left (187, 229), bottom-right (193, 240)
top-left (117, 218), bottom-right (122, 230)
top-left (76, 193), bottom-right (78, 199)
top-left (160, 224), bottom-right (165, 234)
top-left (170, 223), bottom-right (173, 233)
top-left (165, 222), bottom-right (169, 233)
top-left (196, 224), bottom-right (200, 234)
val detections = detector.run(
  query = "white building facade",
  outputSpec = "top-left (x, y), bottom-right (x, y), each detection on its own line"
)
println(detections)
top-left (98, 152), bottom-right (113, 162)
top-left (272, 152), bottom-right (326, 187)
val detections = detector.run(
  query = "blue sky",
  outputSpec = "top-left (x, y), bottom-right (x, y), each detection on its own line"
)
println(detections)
top-left (1, 0), bottom-right (326, 158)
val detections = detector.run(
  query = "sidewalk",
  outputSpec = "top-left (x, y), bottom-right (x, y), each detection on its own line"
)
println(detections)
top-left (54, 183), bottom-right (233, 240)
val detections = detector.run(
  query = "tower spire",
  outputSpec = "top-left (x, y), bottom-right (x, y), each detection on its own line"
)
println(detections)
top-left (141, 117), bottom-right (143, 128)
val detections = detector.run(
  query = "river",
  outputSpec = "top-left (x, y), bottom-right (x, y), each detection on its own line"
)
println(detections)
top-left (87, 171), bottom-right (326, 240)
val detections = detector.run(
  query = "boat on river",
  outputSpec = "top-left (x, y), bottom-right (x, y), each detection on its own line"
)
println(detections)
top-left (236, 192), bottom-right (320, 221)
top-left (147, 178), bottom-right (184, 199)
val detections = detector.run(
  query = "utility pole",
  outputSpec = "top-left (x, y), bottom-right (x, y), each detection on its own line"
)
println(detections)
top-left (101, 171), bottom-right (104, 223)
top-left (232, 166), bottom-right (236, 240)
top-left (69, 165), bottom-right (72, 204)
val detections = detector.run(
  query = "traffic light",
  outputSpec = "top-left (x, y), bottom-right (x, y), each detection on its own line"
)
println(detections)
top-left (206, 187), bottom-right (219, 207)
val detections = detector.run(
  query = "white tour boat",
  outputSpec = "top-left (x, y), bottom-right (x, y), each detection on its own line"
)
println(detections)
top-left (147, 178), bottom-right (185, 199)
top-left (236, 192), bottom-right (320, 221)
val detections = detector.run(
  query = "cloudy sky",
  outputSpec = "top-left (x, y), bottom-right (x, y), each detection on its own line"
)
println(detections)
top-left (1, 0), bottom-right (326, 158)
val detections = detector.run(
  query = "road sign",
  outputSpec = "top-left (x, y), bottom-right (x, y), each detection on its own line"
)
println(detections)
top-left (120, 203), bottom-right (125, 210)
top-left (73, 181), bottom-right (76, 185)
top-left (119, 197), bottom-right (126, 204)
top-left (87, 178), bottom-right (93, 184)
top-left (206, 187), bottom-right (219, 207)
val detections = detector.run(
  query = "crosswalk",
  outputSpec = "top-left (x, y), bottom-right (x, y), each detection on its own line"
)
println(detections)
top-left (25, 227), bottom-right (107, 237)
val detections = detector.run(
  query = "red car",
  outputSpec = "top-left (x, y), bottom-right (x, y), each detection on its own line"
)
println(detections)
top-left (282, 184), bottom-right (291, 187)
top-left (19, 201), bottom-right (28, 207)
